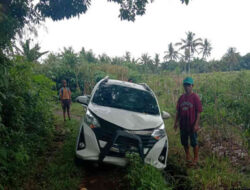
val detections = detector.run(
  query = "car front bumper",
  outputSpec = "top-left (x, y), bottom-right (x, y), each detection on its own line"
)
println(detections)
top-left (76, 122), bottom-right (168, 169)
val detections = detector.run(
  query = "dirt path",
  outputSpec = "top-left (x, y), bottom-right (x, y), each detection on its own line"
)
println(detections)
top-left (78, 163), bottom-right (127, 190)
top-left (54, 110), bottom-right (82, 121)
top-left (23, 123), bottom-right (66, 190)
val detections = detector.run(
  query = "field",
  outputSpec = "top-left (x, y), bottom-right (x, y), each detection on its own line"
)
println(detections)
top-left (1, 67), bottom-right (250, 189)
top-left (144, 71), bottom-right (250, 189)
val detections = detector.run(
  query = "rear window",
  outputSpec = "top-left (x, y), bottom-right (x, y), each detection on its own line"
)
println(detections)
top-left (92, 84), bottom-right (159, 115)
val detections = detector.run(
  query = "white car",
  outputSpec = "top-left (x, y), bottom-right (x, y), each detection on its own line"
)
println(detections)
top-left (75, 76), bottom-right (170, 169)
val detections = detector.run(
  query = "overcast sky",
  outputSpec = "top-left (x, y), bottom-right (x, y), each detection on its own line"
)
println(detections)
top-left (36, 0), bottom-right (250, 61)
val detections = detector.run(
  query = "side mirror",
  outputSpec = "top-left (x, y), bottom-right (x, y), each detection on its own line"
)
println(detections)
top-left (162, 111), bottom-right (170, 120)
top-left (76, 95), bottom-right (90, 106)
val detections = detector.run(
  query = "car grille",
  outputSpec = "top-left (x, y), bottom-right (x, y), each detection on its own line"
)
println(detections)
top-left (92, 113), bottom-right (157, 151)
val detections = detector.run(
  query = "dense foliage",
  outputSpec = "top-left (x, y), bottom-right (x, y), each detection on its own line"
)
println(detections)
top-left (0, 56), bottom-right (55, 188)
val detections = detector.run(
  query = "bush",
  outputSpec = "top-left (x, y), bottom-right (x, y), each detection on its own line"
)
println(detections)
top-left (0, 57), bottom-right (55, 188)
top-left (126, 153), bottom-right (172, 190)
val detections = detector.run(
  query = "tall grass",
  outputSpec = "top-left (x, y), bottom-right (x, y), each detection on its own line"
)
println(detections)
top-left (126, 153), bottom-right (172, 190)
top-left (143, 71), bottom-right (250, 189)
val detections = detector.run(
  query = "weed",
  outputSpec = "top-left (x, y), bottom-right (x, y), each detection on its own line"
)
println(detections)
top-left (126, 153), bottom-right (173, 190)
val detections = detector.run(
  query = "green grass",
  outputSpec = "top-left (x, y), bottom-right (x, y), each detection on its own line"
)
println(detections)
top-left (126, 154), bottom-right (173, 190)
top-left (70, 102), bottom-right (86, 117)
top-left (187, 156), bottom-right (249, 190)
top-left (19, 104), bottom-right (85, 190)
top-left (163, 110), bottom-right (250, 190)
top-left (53, 101), bottom-right (85, 117)
top-left (38, 117), bottom-right (84, 190)
top-left (153, 71), bottom-right (250, 190)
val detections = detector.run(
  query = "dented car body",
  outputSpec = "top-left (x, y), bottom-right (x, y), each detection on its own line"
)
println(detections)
top-left (75, 77), bottom-right (169, 169)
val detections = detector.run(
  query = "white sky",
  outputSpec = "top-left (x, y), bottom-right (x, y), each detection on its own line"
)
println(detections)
top-left (36, 0), bottom-right (250, 61)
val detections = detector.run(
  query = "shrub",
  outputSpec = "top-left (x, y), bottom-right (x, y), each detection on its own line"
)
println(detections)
top-left (0, 57), bottom-right (55, 188)
top-left (126, 153), bottom-right (172, 190)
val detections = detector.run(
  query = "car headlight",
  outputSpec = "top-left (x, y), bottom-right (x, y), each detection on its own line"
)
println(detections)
top-left (151, 124), bottom-right (166, 140)
top-left (85, 109), bottom-right (101, 128)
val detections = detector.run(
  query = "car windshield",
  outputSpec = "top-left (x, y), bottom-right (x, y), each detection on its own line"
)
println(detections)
top-left (92, 83), bottom-right (160, 115)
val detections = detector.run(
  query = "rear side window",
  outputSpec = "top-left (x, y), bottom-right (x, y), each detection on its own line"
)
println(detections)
top-left (92, 84), bottom-right (159, 115)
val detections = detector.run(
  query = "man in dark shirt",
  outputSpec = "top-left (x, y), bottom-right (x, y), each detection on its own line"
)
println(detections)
top-left (174, 77), bottom-right (202, 166)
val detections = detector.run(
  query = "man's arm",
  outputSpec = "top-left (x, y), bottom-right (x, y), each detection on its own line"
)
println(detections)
top-left (174, 111), bottom-right (179, 131)
top-left (69, 89), bottom-right (72, 104)
top-left (194, 112), bottom-right (201, 132)
top-left (194, 94), bottom-right (202, 132)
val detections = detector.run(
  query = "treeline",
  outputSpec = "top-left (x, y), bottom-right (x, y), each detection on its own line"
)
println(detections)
top-left (36, 31), bottom-right (250, 89)
top-left (36, 41), bottom-right (250, 96)
top-left (162, 52), bottom-right (250, 73)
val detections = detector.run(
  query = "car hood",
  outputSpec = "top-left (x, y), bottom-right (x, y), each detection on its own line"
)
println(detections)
top-left (88, 103), bottom-right (163, 130)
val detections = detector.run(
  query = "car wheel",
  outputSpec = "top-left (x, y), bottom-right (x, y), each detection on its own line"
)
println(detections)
top-left (74, 155), bottom-right (84, 166)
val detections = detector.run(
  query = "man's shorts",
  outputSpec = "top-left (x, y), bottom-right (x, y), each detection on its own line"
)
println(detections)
top-left (62, 99), bottom-right (70, 111)
top-left (180, 130), bottom-right (198, 147)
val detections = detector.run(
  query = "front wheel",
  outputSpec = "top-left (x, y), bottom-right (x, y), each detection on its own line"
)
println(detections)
top-left (74, 155), bottom-right (84, 166)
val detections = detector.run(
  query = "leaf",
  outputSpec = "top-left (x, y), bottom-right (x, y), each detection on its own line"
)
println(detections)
top-left (0, 92), bottom-right (6, 100)
top-left (0, 147), bottom-right (7, 160)
top-left (180, 0), bottom-right (190, 5)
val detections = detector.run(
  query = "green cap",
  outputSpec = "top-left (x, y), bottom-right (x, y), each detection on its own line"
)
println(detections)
top-left (183, 77), bottom-right (194, 85)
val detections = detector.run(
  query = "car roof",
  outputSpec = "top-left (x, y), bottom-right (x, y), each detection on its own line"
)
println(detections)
top-left (105, 79), bottom-right (148, 91)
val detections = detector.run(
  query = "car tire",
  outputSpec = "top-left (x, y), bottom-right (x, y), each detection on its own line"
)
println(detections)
top-left (74, 155), bottom-right (84, 166)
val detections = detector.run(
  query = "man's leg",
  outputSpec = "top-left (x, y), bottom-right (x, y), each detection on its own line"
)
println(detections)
top-left (62, 101), bottom-right (66, 121)
top-left (67, 107), bottom-right (71, 120)
top-left (184, 146), bottom-right (191, 162)
top-left (63, 109), bottom-right (66, 121)
top-left (193, 145), bottom-right (199, 164)
top-left (180, 130), bottom-right (191, 162)
top-left (66, 100), bottom-right (71, 120)
top-left (190, 132), bottom-right (198, 164)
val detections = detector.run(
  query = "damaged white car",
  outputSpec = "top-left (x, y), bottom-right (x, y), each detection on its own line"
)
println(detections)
top-left (75, 77), bottom-right (170, 169)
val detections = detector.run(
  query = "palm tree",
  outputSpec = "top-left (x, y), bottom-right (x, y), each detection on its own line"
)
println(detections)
top-left (98, 53), bottom-right (111, 64)
top-left (140, 53), bottom-right (153, 72)
top-left (111, 57), bottom-right (124, 65)
top-left (140, 53), bottom-right (152, 66)
top-left (223, 47), bottom-right (239, 71)
top-left (124, 51), bottom-right (131, 63)
top-left (131, 57), bottom-right (140, 64)
top-left (176, 31), bottom-right (203, 73)
top-left (200, 38), bottom-right (212, 60)
top-left (154, 53), bottom-right (160, 68)
top-left (18, 39), bottom-right (48, 62)
top-left (164, 43), bottom-right (179, 61)
top-left (85, 49), bottom-right (97, 63)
